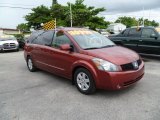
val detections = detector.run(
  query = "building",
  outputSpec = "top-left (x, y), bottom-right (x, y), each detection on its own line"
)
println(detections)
top-left (0, 28), bottom-right (21, 36)
top-left (107, 23), bottom-right (126, 34)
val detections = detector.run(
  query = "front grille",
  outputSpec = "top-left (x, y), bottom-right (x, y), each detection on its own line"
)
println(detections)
top-left (3, 43), bottom-right (16, 49)
top-left (121, 59), bottom-right (142, 71)
top-left (137, 59), bottom-right (142, 66)
top-left (123, 74), bottom-right (144, 87)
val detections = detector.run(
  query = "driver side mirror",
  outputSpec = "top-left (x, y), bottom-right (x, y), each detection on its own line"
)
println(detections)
top-left (60, 44), bottom-right (72, 51)
top-left (150, 34), bottom-right (158, 39)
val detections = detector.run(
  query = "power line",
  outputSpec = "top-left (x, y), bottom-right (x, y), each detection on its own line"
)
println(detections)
top-left (0, 5), bottom-right (32, 9)
top-left (0, 3), bottom-right (35, 7)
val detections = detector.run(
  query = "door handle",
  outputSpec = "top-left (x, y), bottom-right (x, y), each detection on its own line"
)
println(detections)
top-left (139, 40), bottom-right (143, 42)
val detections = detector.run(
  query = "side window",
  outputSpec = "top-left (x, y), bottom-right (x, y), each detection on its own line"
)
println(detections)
top-left (41, 31), bottom-right (54, 45)
top-left (32, 34), bottom-right (45, 45)
top-left (36, 36), bottom-right (45, 45)
top-left (32, 38), bottom-right (39, 44)
top-left (141, 29), bottom-right (155, 38)
top-left (28, 33), bottom-right (38, 44)
top-left (30, 30), bottom-right (44, 43)
top-left (52, 32), bottom-right (71, 48)
top-left (31, 31), bottom-right (54, 45)
top-left (122, 29), bottom-right (129, 36)
top-left (128, 28), bottom-right (141, 37)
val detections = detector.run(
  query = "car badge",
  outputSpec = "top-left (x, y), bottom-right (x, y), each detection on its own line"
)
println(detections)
top-left (132, 61), bottom-right (139, 69)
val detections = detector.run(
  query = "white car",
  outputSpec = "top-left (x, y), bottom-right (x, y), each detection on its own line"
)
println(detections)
top-left (0, 37), bottom-right (19, 52)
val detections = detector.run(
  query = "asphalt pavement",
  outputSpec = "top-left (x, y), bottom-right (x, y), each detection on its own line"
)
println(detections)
top-left (0, 51), bottom-right (160, 120)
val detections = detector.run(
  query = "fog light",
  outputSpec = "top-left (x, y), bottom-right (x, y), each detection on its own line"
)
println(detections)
top-left (117, 85), bottom-right (121, 89)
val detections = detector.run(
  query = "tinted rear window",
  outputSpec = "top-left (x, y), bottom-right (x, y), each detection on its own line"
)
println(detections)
top-left (128, 28), bottom-right (141, 37)
top-left (29, 30), bottom-right (54, 45)
top-left (141, 29), bottom-right (156, 38)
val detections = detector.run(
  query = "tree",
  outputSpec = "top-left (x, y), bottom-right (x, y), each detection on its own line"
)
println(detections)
top-left (14, 34), bottom-right (24, 41)
top-left (138, 18), bottom-right (159, 27)
top-left (115, 17), bottom-right (138, 28)
top-left (115, 17), bottom-right (159, 28)
top-left (25, 5), bottom-right (52, 29)
top-left (66, 0), bottom-right (108, 29)
top-left (21, 0), bottom-right (108, 30)
top-left (50, 4), bottom-right (68, 26)
top-left (17, 23), bottom-right (30, 32)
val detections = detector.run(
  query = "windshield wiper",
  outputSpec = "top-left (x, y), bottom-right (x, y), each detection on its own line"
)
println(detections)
top-left (84, 45), bottom-right (116, 50)
top-left (84, 47), bottom-right (101, 50)
top-left (100, 45), bottom-right (116, 48)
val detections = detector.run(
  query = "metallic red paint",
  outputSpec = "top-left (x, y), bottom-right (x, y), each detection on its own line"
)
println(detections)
top-left (24, 28), bottom-right (145, 90)
top-left (60, 44), bottom-right (71, 51)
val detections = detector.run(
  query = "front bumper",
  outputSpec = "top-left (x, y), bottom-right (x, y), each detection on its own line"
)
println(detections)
top-left (96, 61), bottom-right (145, 90)
top-left (0, 46), bottom-right (19, 51)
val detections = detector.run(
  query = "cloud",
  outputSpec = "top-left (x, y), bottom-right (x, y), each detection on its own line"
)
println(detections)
top-left (82, 0), bottom-right (160, 13)
top-left (0, 0), bottom-right (160, 28)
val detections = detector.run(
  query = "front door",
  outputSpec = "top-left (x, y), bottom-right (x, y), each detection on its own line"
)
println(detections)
top-left (43, 31), bottom-right (76, 78)
top-left (138, 28), bottom-right (160, 55)
top-left (124, 28), bottom-right (142, 52)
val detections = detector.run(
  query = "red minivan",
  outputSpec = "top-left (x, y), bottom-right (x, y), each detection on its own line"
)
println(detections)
top-left (24, 28), bottom-right (144, 94)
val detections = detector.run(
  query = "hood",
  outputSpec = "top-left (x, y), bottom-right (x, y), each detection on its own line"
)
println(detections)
top-left (84, 46), bottom-right (139, 65)
top-left (0, 40), bottom-right (18, 45)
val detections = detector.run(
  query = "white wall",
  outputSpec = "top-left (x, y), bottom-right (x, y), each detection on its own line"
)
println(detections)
top-left (107, 23), bottom-right (126, 34)
top-left (0, 30), bottom-right (3, 36)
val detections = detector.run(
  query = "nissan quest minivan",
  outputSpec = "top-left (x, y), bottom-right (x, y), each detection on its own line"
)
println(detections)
top-left (24, 28), bottom-right (144, 94)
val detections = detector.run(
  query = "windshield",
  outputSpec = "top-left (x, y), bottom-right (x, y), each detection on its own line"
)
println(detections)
top-left (0, 36), bottom-right (16, 41)
top-left (67, 30), bottom-right (115, 49)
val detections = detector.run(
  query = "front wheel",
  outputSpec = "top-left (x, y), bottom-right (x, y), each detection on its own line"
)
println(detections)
top-left (15, 48), bottom-right (19, 52)
top-left (27, 57), bottom-right (37, 72)
top-left (74, 68), bottom-right (96, 95)
top-left (0, 49), bottom-right (4, 53)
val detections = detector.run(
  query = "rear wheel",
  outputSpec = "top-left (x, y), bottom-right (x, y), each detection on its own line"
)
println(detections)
top-left (27, 57), bottom-right (37, 72)
top-left (74, 68), bottom-right (96, 94)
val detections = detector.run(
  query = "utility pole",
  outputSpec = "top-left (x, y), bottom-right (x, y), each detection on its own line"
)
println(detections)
top-left (52, 0), bottom-right (57, 6)
top-left (70, 2), bottom-right (73, 27)
top-left (142, 6), bottom-right (145, 26)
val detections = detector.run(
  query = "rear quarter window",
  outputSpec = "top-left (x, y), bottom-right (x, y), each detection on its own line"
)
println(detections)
top-left (29, 30), bottom-right (54, 45)
top-left (28, 30), bottom-right (45, 43)
top-left (141, 29), bottom-right (156, 38)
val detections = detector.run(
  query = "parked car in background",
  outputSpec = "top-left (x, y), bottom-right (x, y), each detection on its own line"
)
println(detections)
top-left (98, 29), bottom-right (110, 37)
top-left (18, 40), bottom-right (25, 49)
top-left (0, 36), bottom-right (19, 52)
top-left (109, 27), bottom-right (160, 56)
top-left (24, 28), bottom-right (144, 94)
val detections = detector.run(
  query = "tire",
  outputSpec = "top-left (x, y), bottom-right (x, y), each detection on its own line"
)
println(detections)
top-left (27, 57), bottom-right (37, 72)
top-left (15, 48), bottom-right (19, 52)
top-left (0, 49), bottom-right (4, 53)
top-left (74, 68), bottom-right (96, 95)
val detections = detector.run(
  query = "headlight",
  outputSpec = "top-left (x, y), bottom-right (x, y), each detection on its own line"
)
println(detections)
top-left (92, 58), bottom-right (119, 72)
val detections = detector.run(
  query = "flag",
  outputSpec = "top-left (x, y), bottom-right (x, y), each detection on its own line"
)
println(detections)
top-left (43, 19), bottom-right (56, 30)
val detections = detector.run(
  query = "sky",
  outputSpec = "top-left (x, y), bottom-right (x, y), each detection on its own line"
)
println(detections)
top-left (0, 0), bottom-right (160, 29)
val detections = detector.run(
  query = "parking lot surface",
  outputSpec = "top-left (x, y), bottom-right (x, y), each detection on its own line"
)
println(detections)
top-left (0, 51), bottom-right (160, 120)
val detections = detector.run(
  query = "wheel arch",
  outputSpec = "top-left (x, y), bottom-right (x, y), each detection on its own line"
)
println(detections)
top-left (71, 61), bottom-right (98, 86)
